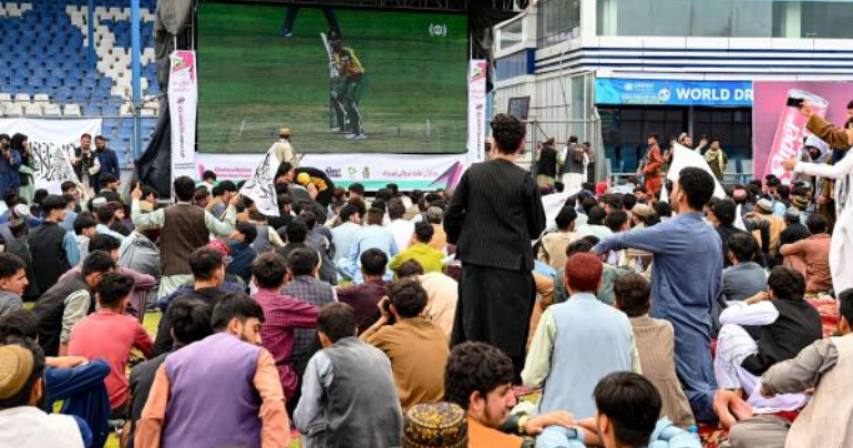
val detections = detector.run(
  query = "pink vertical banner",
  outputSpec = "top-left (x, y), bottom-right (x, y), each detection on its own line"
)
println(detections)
top-left (753, 81), bottom-right (853, 183)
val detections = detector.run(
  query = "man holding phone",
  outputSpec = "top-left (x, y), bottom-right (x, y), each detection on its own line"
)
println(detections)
top-left (799, 99), bottom-right (853, 150)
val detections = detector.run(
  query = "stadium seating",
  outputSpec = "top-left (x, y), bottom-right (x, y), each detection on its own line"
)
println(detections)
top-left (0, 0), bottom-right (160, 162)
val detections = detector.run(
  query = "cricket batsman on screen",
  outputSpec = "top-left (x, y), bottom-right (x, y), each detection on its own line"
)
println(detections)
top-left (323, 31), bottom-right (366, 140)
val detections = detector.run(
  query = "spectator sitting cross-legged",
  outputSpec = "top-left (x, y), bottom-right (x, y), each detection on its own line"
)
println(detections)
top-left (389, 222), bottom-right (444, 275)
top-left (361, 279), bottom-right (449, 409)
top-left (337, 248), bottom-right (389, 335)
top-left (250, 252), bottom-right (318, 405)
top-left (68, 273), bottom-right (153, 417)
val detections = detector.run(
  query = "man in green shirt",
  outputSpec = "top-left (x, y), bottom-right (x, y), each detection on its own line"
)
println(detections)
top-left (390, 222), bottom-right (444, 276)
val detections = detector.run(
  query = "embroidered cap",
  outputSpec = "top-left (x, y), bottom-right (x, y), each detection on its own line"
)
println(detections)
top-left (402, 402), bottom-right (467, 448)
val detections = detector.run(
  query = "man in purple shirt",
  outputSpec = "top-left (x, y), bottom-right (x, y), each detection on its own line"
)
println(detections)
top-left (337, 248), bottom-right (388, 334)
top-left (251, 252), bottom-right (318, 404)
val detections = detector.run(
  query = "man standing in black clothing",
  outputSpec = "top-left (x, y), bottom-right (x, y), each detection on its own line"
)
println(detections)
top-left (28, 195), bottom-right (75, 294)
top-left (445, 113), bottom-right (546, 377)
top-left (93, 136), bottom-right (120, 192)
top-left (536, 138), bottom-right (558, 189)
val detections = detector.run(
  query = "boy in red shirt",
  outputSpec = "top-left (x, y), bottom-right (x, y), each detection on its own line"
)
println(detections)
top-left (69, 273), bottom-right (154, 416)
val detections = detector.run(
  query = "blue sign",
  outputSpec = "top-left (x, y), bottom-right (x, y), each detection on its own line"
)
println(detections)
top-left (595, 79), bottom-right (753, 107)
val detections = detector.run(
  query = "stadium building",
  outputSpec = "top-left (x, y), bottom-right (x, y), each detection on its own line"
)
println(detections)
top-left (492, 0), bottom-right (853, 181)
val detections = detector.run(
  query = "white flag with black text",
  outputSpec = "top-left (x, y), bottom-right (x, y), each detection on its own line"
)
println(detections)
top-left (239, 145), bottom-right (280, 217)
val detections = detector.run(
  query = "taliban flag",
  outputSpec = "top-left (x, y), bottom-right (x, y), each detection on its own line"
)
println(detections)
top-left (662, 143), bottom-right (726, 203)
top-left (240, 145), bottom-right (280, 217)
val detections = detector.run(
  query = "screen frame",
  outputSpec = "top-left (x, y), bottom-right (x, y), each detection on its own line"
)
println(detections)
top-left (508, 96), bottom-right (530, 120)
top-left (195, 0), bottom-right (474, 155)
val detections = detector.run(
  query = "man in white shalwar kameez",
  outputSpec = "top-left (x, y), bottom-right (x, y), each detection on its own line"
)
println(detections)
top-left (784, 142), bottom-right (853, 294)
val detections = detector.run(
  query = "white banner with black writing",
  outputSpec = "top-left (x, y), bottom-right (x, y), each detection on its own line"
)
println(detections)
top-left (239, 146), bottom-right (280, 217)
top-left (0, 118), bottom-right (102, 193)
top-left (168, 50), bottom-right (197, 182)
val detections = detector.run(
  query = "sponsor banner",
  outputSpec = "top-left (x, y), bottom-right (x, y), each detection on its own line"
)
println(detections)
top-left (196, 152), bottom-right (466, 191)
top-left (0, 118), bottom-right (101, 193)
top-left (595, 78), bottom-right (753, 107)
top-left (753, 81), bottom-right (853, 183)
top-left (168, 50), bottom-right (197, 182)
top-left (467, 60), bottom-right (488, 165)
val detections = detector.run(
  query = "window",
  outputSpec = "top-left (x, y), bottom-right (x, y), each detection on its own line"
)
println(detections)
top-left (597, 0), bottom-right (853, 39)
top-left (499, 18), bottom-right (524, 50)
top-left (537, 0), bottom-right (581, 48)
top-left (599, 106), bottom-right (687, 173)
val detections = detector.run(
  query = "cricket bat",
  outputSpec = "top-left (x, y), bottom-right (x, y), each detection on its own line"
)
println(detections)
top-left (320, 32), bottom-right (339, 79)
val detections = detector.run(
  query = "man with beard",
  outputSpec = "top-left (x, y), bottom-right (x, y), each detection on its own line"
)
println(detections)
top-left (136, 294), bottom-right (290, 448)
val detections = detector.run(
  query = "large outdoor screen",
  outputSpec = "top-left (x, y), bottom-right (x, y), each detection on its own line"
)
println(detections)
top-left (197, 3), bottom-right (469, 154)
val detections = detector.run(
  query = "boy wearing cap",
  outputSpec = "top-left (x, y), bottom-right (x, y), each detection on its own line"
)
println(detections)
top-left (0, 338), bottom-right (88, 448)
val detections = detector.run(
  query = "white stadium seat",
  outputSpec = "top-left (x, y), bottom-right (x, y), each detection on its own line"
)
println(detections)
top-left (120, 104), bottom-right (133, 116)
top-left (14, 93), bottom-right (30, 102)
top-left (63, 104), bottom-right (82, 117)
top-left (43, 104), bottom-right (62, 117)
top-left (20, 3), bottom-right (32, 13)
top-left (24, 103), bottom-right (42, 117)
top-left (6, 4), bottom-right (21, 17)
top-left (111, 85), bottom-right (129, 98)
top-left (140, 108), bottom-right (156, 117)
top-left (0, 93), bottom-right (11, 102)
top-left (5, 104), bottom-right (23, 117)
top-left (33, 94), bottom-right (49, 103)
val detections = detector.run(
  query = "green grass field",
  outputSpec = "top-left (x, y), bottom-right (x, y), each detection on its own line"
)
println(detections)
top-left (198, 4), bottom-right (469, 154)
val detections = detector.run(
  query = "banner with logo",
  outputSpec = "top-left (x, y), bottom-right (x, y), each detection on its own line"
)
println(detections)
top-left (168, 50), bottom-right (197, 182)
top-left (596, 79), bottom-right (753, 107)
top-left (197, 152), bottom-right (466, 191)
top-left (467, 60), bottom-right (488, 166)
top-left (753, 81), bottom-right (853, 183)
top-left (0, 118), bottom-right (101, 194)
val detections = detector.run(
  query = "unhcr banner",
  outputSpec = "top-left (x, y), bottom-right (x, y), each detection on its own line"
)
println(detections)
top-left (0, 118), bottom-right (102, 193)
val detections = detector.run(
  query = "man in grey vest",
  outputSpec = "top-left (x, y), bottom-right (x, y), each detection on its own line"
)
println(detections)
top-left (294, 303), bottom-right (402, 448)
top-left (131, 176), bottom-right (240, 297)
